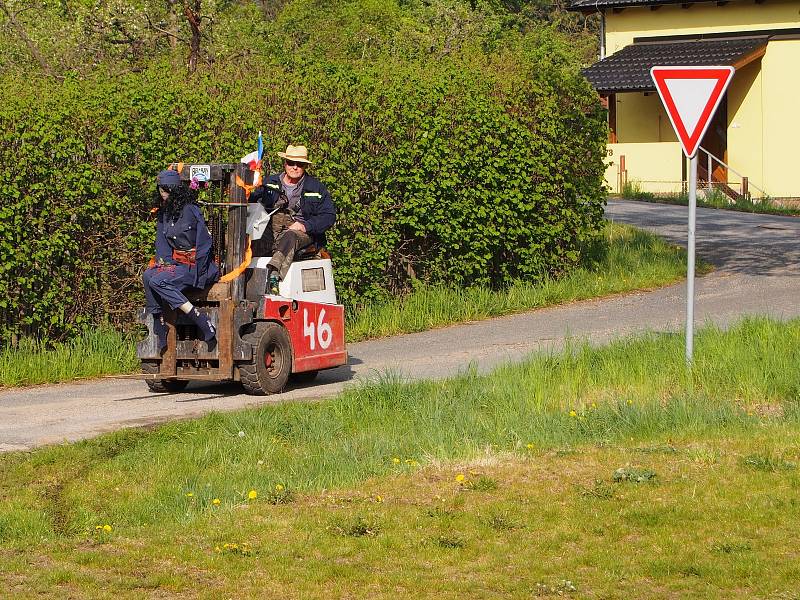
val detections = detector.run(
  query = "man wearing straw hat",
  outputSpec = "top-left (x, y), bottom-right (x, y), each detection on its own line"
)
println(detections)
top-left (250, 144), bottom-right (336, 295)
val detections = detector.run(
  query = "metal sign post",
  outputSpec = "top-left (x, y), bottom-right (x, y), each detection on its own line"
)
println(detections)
top-left (650, 65), bottom-right (735, 365)
top-left (686, 155), bottom-right (697, 362)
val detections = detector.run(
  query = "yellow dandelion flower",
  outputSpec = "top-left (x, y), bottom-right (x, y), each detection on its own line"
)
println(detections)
top-left (275, 484), bottom-right (284, 492)
top-left (627, 400), bottom-right (632, 405)
top-left (569, 410), bottom-right (577, 417)
top-left (186, 492), bottom-right (194, 498)
top-left (103, 524), bottom-right (112, 532)
top-left (248, 489), bottom-right (258, 500)
top-left (376, 495), bottom-right (383, 503)
top-left (455, 473), bottom-right (466, 483)
top-left (212, 498), bottom-right (221, 506)
top-left (392, 457), bottom-right (400, 464)
top-left (95, 525), bottom-right (103, 530)
top-left (526, 443), bottom-right (534, 450)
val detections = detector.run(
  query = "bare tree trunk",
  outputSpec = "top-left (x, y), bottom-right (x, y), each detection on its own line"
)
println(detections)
top-left (166, 0), bottom-right (178, 51)
top-left (182, 0), bottom-right (201, 73)
top-left (0, 0), bottom-right (52, 75)
top-left (259, 0), bottom-right (288, 21)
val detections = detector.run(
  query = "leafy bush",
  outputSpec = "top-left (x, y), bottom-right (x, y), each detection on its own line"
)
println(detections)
top-left (0, 29), bottom-right (606, 344)
top-left (0, 0), bottom-right (599, 77)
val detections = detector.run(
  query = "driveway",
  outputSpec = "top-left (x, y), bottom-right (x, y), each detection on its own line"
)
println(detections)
top-left (2, 200), bottom-right (798, 451)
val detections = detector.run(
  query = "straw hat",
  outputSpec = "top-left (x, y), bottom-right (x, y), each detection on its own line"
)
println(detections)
top-left (277, 144), bottom-right (313, 165)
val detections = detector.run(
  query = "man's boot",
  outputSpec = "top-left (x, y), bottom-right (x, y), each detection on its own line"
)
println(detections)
top-left (268, 270), bottom-right (281, 295)
top-left (188, 307), bottom-right (216, 342)
top-left (152, 313), bottom-right (168, 352)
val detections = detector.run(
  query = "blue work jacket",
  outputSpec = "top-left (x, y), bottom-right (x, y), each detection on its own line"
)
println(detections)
top-left (154, 203), bottom-right (219, 289)
top-left (249, 173), bottom-right (336, 249)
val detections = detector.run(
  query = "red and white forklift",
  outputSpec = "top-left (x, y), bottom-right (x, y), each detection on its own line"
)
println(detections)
top-left (136, 163), bottom-right (347, 395)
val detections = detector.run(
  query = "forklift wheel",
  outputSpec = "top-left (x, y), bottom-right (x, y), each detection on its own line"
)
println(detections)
top-left (239, 322), bottom-right (292, 395)
top-left (141, 361), bottom-right (190, 393)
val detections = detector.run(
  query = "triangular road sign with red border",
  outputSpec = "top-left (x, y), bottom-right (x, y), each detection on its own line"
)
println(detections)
top-left (650, 66), bottom-right (735, 158)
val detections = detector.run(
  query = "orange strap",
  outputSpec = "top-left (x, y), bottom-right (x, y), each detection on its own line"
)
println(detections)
top-left (168, 162), bottom-right (185, 173)
top-left (219, 236), bottom-right (253, 283)
top-left (235, 174), bottom-right (256, 200)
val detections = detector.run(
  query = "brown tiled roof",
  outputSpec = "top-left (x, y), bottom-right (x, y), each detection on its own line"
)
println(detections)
top-left (570, 0), bottom-right (739, 11)
top-left (582, 37), bottom-right (767, 93)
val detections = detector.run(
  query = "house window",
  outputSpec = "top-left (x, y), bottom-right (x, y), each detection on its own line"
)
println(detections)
top-left (602, 93), bottom-right (618, 143)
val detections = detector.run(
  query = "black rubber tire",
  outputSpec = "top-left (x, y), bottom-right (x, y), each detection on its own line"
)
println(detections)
top-left (239, 322), bottom-right (292, 395)
top-left (141, 361), bottom-right (189, 393)
top-left (289, 370), bottom-right (318, 385)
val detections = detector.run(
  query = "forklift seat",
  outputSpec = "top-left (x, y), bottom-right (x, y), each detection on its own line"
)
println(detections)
top-left (295, 245), bottom-right (330, 261)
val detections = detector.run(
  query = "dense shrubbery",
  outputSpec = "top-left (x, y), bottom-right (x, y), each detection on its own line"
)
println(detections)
top-left (0, 3), bottom-right (606, 344)
top-left (0, 0), bottom-right (598, 77)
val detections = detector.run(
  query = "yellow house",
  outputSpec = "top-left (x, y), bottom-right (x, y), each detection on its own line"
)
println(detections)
top-left (570, 0), bottom-right (800, 199)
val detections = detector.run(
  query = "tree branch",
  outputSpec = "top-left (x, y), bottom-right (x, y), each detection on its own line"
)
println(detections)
top-left (145, 12), bottom-right (187, 42)
top-left (0, 0), bottom-right (52, 74)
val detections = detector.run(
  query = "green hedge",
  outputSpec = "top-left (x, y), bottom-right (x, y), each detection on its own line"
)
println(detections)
top-left (0, 40), bottom-right (606, 344)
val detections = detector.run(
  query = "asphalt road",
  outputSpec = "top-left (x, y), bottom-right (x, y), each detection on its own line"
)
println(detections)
top-left (2, 200), bottom-right (799, 451)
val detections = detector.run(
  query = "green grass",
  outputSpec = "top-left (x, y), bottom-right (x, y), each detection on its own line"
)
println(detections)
top-left (1, 317), bottom-right (800, 597)
top-left (346, 221), bottom-right (695, 341)
top-left (0, 328), bottom-right (138, 388)
top-left (620, 184), bottom-right (800, 217)
top-left (0, 222), bottom-right (694, 388)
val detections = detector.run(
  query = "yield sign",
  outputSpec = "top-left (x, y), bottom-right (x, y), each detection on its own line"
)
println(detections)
top-left (650, 66), bottom-right (735, 158)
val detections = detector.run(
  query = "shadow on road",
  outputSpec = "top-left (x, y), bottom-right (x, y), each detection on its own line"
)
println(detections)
top-left (117, 362), bottom-right (357, 401)
top-left (607, 201), bottom-right (800, 276)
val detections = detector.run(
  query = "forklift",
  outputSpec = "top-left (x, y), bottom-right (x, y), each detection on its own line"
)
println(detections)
top-left (136, 162), bottom-right (347, 395)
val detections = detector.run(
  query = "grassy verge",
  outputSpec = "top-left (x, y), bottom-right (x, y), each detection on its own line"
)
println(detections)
top-left (0, 222), bottom-right (694, 388)
top-left (0, 328), bottom-right (139, 388)
top-left (618, 184), bottom-right (800, 217)
top-left (1, 317), bottom-right (799, 597)
top-left (346, 221), bottom-right (697, 341)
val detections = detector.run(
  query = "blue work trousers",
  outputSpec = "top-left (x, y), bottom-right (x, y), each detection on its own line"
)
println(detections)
top-left (143, 264), bottom-right (197, 314)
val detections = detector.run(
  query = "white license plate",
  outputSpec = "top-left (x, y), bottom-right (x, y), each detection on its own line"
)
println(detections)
top-left (189, 164), bottom-right (211, 181)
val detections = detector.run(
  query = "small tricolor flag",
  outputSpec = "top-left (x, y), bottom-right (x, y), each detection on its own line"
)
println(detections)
top-left (240, 131), bottom-right (264, 186)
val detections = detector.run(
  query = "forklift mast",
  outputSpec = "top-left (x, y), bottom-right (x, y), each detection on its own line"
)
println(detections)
top-left (168, 162), bottom-right (254, 301)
